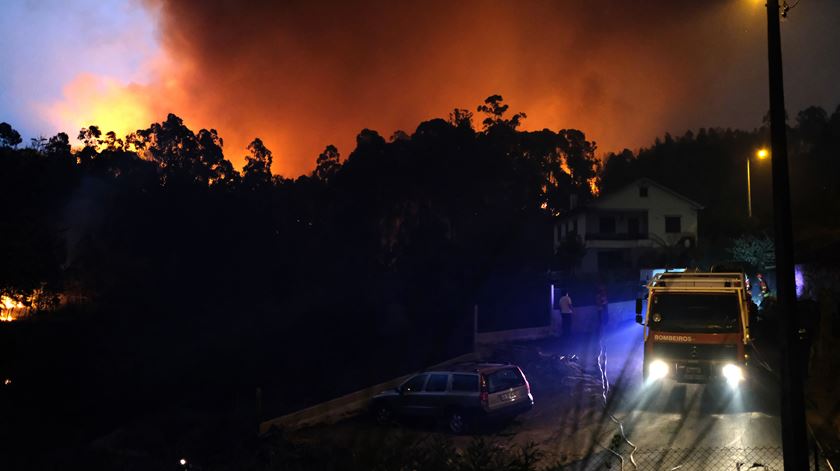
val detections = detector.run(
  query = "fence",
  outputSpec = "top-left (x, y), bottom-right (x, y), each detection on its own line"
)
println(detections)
top-left (565, 445), bottom-right (834, 470)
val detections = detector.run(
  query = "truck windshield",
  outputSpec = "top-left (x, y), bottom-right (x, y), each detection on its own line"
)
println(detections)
top-left (649, 293), bottom-right (741, 333)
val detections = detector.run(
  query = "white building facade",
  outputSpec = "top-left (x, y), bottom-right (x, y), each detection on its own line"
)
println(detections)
top-left (555, 178), bottom-right (703, 273)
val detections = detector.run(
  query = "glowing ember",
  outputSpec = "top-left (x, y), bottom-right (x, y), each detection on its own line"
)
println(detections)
top-left (560, 158), bottom-right (572, 176)
top-left (0, 295), bottom-right (25, 322)
top-left (1, 295), bottom-right (24, 310)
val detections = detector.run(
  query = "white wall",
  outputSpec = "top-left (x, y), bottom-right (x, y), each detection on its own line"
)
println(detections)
top-left (550, 300), bottom-right (638, 334)
top-left (592, 181), bottom-right (698, 246)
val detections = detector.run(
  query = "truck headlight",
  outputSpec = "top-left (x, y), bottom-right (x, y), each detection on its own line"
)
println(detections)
top-left (722, 364), bottom-right (744, 387)
top-left (648, 359), bottom-right (669, 381)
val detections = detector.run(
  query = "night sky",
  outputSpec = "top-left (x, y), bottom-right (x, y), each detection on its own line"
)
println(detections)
top-left (2, 0), bottom-right (840, 176)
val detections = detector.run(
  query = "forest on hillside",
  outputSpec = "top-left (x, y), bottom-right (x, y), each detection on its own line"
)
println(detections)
top-left (3, 95), bottom-right (840, 466)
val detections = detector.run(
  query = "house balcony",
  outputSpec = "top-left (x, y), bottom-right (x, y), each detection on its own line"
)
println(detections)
top-left (585, 232), bottom-right (649, 241)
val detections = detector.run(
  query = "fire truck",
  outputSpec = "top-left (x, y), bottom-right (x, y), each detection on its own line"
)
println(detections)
top-left (635, 272), bottom-right (752, 387)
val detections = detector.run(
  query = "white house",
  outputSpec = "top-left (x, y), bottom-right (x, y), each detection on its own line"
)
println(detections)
top-left (555, 178), bottom-right (703, 273)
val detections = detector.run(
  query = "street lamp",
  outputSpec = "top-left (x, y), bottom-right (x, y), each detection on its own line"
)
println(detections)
top-left (747, 148), bottom-right (769, 218)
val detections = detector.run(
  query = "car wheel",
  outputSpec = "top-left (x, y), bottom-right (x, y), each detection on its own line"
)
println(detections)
top-left (447, 409), bottom-right (467, 434)
top-left (374, 404), bottom-right (394, 425)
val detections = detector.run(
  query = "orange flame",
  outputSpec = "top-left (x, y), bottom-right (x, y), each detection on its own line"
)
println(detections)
top-left (588, 177), bottom-right (600, 196)
top-left (560, 157), bottom-right (572, 176)
top-left (0, 295), bottom-right (25, 322)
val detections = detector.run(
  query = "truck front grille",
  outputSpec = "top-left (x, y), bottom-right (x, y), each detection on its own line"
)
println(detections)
top-left (651, 342), bottom-right (738, 361)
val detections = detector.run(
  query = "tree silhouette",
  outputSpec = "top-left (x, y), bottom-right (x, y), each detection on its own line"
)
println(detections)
top-left (313, 144), bottom-right (341, 182)
top-left (243, 137), bottom-right (273, 187)
top-left (448, 108), bottom-right (474, 130)
top-left (197, 128), bottom-right (240, 186)
top-left (0, 122), bottom-right (23, 148)
top-left (78, 125), bottom-right (102, 149)
top-left (477, 95), bottom-right (526, 130)
top-left (45, 132), bottom-right (71, 160)
top-left (28, 136), bottom-right (48, 152)
top-left (390, 130), bottom-right (410, 142)
top-left (796, 106), bottom-right (828, 149)
top-left (103, 131), bottom-right (124, 151)
top-left (1, 97), bottom-right (839, 450)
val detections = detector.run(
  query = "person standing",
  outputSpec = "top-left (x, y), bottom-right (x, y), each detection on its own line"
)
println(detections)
top-left (559, 291), bottom-right (573, 338)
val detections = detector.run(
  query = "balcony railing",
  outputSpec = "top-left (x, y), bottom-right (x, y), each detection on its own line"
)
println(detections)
top-left (585, 232), bottom-right (649, 241)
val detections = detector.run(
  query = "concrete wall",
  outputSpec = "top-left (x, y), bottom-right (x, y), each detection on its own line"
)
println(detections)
top-left (475, 325), bottom-right (553, 344)
top-left (550, 300), bottom-right (637, 335)
top-left (476, 300), bottom-right (638, 342)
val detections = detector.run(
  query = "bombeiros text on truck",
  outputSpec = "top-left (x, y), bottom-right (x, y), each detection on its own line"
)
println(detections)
top-left (635, 271), bottom-right (754, 388)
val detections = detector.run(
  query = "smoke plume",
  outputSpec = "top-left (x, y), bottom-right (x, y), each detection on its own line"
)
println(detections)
top-left (52, 0), bottom-right (840, 176)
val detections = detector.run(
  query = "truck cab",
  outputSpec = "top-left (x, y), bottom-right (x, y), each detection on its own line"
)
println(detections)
top-left (635, 272), bottom-right (751, 387)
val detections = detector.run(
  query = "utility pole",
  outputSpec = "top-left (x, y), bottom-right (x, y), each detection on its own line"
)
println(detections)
top-left (765, 1), bottom-right (808, 469)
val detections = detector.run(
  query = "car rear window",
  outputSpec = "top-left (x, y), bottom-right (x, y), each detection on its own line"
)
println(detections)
top-left (485, 367), bottom-right (525, 393)
top-left (451, 374), bottom-right (478, 392)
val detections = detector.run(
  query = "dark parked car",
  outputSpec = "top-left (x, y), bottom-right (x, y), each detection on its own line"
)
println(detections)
top-left (370, 362), bottom-right (533, 433)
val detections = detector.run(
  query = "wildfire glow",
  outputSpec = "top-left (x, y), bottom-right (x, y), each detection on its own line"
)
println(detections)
top-left (1, 296), bottom-right (23, 311)
top-left (588, 177), bottom-right (601, 196)
top-left (49, 74), bottom-right (157, 145)
top-left (1, 295), bottom-right (25, 322)
top-left (560, 158), bottom-right (572, 176)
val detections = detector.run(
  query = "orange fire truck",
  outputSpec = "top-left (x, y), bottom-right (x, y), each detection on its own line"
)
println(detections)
top-left (635, 272), bottom-right (752, 386)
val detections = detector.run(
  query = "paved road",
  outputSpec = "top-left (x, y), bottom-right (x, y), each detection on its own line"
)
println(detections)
top-left (294, 318), bottom-right (785, 467)
top-left (588, 319), bottom-right (780, 449)
top-left (481, 318), bottom-right (784, 466)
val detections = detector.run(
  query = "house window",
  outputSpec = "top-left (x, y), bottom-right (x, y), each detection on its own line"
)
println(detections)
top-left (665, 216), bottom-right (682, 233)
top-left (599, 216), bottom-right (615, 234)
top-left (628, 217), bottom-right (640, 236)
top-left (639, 186), bottom-right (649, 197)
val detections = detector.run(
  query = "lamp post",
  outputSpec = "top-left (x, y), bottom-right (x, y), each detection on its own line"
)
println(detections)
top-left (747, 148), bottom-right (768, 218)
